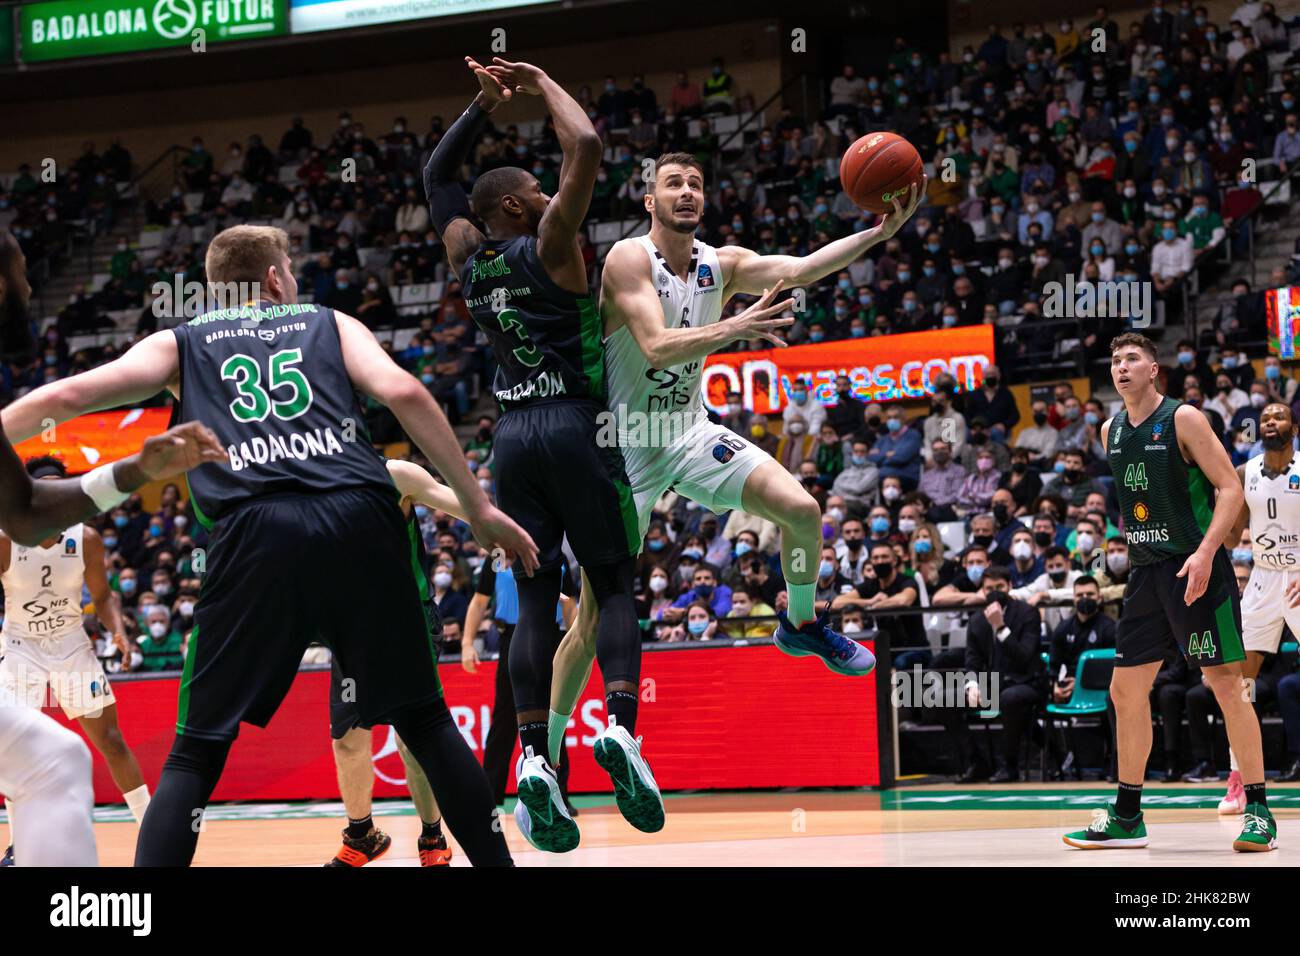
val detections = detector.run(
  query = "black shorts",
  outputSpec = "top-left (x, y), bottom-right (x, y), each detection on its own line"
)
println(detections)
top-left (1115, 550), bottom-right (1245, 669)
top-left (178, 486), bottom-right (443, 742)
top-left (493, 399), bottom-right (639, 572)
top-left (329, 600), bottom-right (442, 739)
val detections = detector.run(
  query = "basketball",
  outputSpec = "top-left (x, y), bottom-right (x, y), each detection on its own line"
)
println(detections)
top-left (839, 132), bottom-right (924, 214)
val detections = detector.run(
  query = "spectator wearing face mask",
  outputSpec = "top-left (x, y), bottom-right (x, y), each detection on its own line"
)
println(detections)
top-left (833, 543), bottom-right (925, 666)
top-left (665, 602), bottom-right (718, 642)
top-left (429, 558), bottom-right (469, 630)
top-left (666, 564), bottom-right (731, 620)
top-left (922, 384), bottom-right (967, 464)
top-left (955, 447), bottom-right (1000, 515)
top-left (815, 546), bottom-right (851, 604)
top-left (722, 586), bottom-right (776, 638)
top-left (138, 606), bottom-right (184, 672)
top-left (939, 566), bottom-right (1045, 782)
top-left (1006, 527), bottom-right (1044, 587)
top-left (1205, 372), bottom-right (1250, 423)
top-left (869, 406), bottom-right (923, 492)
top-left (827, 375), bottom-right (866, 437)
top-left (1273, 112), bottom-right (1300, 175)
top-left (783, 381), bottom-right (826, 435)
top-left (1011, 545), bottom-right (1081, 632)
top-left (836, 519), bottom-right (870, 584)
top-left (831, 439), bottom-right (879, 517)
top-left (776, 416), bottom-right (818, 473)
top-left (932, 544), bottom-right (992, 606)
top-left (1014, 400), bottom-right (1060, 468)
top-left (642, 565), bottom-right (678, 638)
top-left (917, 439), bottom-right (966, 522)
top-left (1260, 356), bottom-right (1299, 407)
top-left (721, 390), bottom-right (757, 437)
top-left (964, 366), bottom-right (1019, 438)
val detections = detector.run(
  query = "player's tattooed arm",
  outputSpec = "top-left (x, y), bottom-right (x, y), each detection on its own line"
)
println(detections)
top-left (386, 458), bottom-right (467, 520)
top-left (717, 177), bottom-right (927, 299)
top-left (603, 241), bottom-right (791, 367)
top-left (0, 422), bottom-right (224, 548)
top-left (1, 330), bottom-right (180, 444)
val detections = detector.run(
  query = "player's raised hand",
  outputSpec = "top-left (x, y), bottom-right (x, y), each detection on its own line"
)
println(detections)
top-left (872, 175), bottom-right (928, 242)
top-left (1176, 549), bottom-right (1213, 605)
top-left (465, 56), bottom-right (511, 107)
top-left (485, 58), bottom-right (547, 95)
top-left (469, 504), bottom-right (540, 576)
top-left (134, 422), bottom-right (227, 481)
top-left (726, 279), bottom-right (793, 347)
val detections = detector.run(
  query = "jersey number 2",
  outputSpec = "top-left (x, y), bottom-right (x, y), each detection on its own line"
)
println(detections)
top-left (220, 348), bottom-right (315, 423)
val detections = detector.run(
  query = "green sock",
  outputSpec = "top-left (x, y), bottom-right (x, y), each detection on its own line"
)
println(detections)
top-left (787, 580), bottom-right (816, 628)
top-left (547, 710), bottom-right (570, 767)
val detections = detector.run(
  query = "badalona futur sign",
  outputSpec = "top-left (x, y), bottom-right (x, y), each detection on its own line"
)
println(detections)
top-left (19, 0), bottom-right (287, 62)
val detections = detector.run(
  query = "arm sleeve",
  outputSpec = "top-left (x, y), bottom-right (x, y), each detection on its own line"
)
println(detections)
top-left (423, 101), bottom-right (490, 232)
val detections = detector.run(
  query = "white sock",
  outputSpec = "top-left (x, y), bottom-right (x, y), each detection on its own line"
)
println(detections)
top-left (124, 784), bottom-right (151, 824)
top-left (547, 710), bottom-right (571, 768)
top-left (1229, 748), bottom-right (1239, 774)
top-left (786, 580), bottom-right (816, 628)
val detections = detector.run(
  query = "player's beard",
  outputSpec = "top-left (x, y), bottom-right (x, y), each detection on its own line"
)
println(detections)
top-left (655, 197), bottom-right (699, 235)
top-left (1263, 431), bottom-right (1291, 451)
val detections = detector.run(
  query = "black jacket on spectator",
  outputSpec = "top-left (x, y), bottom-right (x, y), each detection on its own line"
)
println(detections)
top-left (1047, 609), bottom-right (1116, 683)
top-left (965, 384), bottom-right (1020, 431)
top-left (965, 595), bottom-right (1044, 690)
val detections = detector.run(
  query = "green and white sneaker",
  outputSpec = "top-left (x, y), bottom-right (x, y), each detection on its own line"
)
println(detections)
top-left (514, 746), bottom-right (579, 853)
top-left (1232, 804), bottom-right (1277, 852)
top-left (1062, 805), bottom-right (1149, 849)
top-left (593, 717), bottom-right (664, 834)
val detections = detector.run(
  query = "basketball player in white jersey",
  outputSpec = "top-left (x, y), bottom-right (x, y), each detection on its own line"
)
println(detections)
top-left (0, 456), bottom-right (153, 861)
top-left (1219, 402), bottom-right (1300, 813)
top-left (545, 153), bottom-right (926, 779)
top-left (0, 229), bottom-right (225, 866)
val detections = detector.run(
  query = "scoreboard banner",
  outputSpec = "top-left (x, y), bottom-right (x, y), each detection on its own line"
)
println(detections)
top-left (288, 0), bottom-right (555, 34)
top-left (18, 0), bottom-right (287, 63)
top-left (46, 642), bottom-right (884, 803)
top-left (1267, 285), bottom-right (1300, 358)
top-left (703, 325), bottom-right (995, 416)
top-left (11, 407), bottom-right (173, 474)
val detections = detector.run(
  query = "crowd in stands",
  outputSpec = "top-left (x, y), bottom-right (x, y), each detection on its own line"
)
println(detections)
top-left (4, 1), bottom-right (1300, 780)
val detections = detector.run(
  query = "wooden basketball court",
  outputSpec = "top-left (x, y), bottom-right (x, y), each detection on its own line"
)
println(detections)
top-left (69, 782), bottom-right (1300, 866)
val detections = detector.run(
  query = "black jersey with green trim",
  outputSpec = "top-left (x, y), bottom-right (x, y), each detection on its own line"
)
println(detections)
top-left (172, 301), bottom-right (393, 526)
top-left (1108, 394), bottom-right (1216, 565)
top-left (460, 235), bottom-right (605, 410)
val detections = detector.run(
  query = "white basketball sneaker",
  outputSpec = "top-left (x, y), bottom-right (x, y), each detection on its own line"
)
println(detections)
top-left (513, 746), bottom-right (579, 853)
top-left (593, 717), bottom-right (664, 833)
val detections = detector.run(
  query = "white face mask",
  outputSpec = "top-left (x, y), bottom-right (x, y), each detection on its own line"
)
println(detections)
top-left (649, 576), bottom-right (668, 593)
top-left (842, 621), bottom-right (863, 634)
top-left (1250, 393), bottom-right (1267, 408)
top-left (828, 507), bottom-right (845, 523)
top-left (149, 622), bottom-right (168, 638)
top-left (1077, 533), bottom-right (1095, 553)
top-left (898, 518), bottom-right (917, 534)
top-left (1011, 540), bottom-right (1034, 560)
top-left (433, 571), bottom-right (453, 589)
top-left (178, 601), bottom-right (195, 618)
top-left (882, 486), bottom-right (900, 502)
top-left (1106, 552), bottom-right (1129, 574)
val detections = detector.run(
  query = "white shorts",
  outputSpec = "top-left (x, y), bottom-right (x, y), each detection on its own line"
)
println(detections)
top-left (1240, 566), bottom-right (1300, 654)
top-left (0, 631), bottom-right (115, 720)
top-left (623, 418), bottom-right (769, 539)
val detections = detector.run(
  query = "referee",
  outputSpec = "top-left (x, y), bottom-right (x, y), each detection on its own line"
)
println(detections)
top-left (464, 556), bottom-right (577, 809)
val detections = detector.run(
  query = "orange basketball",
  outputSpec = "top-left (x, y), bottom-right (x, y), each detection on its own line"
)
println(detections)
top-left (840, 132), bottom-right (924, 214)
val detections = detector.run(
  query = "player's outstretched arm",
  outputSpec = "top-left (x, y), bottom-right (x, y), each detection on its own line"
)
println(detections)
top-left (718, 177), bottom-right (927, 298)
top-left (603, 240), bottom-right (791, 368)
top-left (0, 422), bottom-right (224, 547)
top-left (1, 330), bottom-right (180, 444)
top-left (424, 57), bottom-right (509, 273)
top-left (386, 458), bottom-right (467, 520)
top-left (336, 312), bottom-right (538, 572)
top-left (487, 59), bottom-right (602, 267)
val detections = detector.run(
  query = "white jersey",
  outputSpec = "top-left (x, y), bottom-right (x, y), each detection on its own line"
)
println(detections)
top-left (1245, 452), bottom-right (1300, 571)
top-left (603, 235), bottom-right (726, 448)
top-left (1, 524), bottom-right (87, 644)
